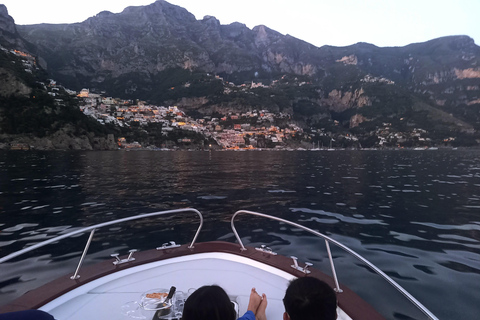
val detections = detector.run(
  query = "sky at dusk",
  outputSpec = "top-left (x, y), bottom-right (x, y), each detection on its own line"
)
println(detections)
top-left (2, 0), bottom-right (479, 48)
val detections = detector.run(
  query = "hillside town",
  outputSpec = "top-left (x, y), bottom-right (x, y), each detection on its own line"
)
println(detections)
top-left (73, 87), bottom-right (448, 150)
top-left (76, 88), bottom-right (305, 150)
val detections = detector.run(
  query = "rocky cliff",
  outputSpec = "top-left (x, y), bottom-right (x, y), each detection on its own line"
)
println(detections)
top-left (0, 34), bottom-right (118, 150)
top-left (13, 1), bottom-right (479, 112)
top-left (0, 128), bottom-right (117, 151)
top-left (0, 5), bottom-right (34, 52)
top-left (15, 1), bottom-right (325, 93)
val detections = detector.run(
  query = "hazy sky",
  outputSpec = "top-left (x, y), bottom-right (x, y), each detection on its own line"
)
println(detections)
top-left (2, 0), bottom-right (479, 48)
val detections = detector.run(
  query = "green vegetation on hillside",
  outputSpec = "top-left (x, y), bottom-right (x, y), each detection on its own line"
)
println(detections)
top-left (101, 68), bottom-right (224, 104)
top-left (0, 89), bottom-right (111, 137)
top-left (0, 49), bottom-right (114, 140)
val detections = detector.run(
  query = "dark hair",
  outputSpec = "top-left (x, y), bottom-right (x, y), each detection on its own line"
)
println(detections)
top-left (283, 277), bottom-right (337, 320)
top-left (182, 285), bottom-right (236, 320)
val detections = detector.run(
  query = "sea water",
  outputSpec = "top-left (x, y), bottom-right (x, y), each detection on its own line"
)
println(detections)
top-left (0, 149), bottom-right (479, 319)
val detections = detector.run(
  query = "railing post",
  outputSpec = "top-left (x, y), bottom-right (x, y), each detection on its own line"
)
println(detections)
top-left (325, 240), bottom-right (342, 293)
top-left (231, 211), bottom-right (247, 251)
top-left (70, 229), bottom-right (96, 280)
top-left (188, 209), bottom-right (204, 249)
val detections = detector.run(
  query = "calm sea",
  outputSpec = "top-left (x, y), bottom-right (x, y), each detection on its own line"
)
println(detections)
top-left (0, 149), bottom-right (479, 319)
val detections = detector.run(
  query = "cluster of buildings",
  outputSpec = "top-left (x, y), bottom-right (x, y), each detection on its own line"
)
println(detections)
top-left (6, 48), bottom-right (37, 72)
top-left (38, 81), bottom-right (451, 150)
top-left (361, 74), bottom-right (395, 85)
top-left (375, 123), bottom-right (442, 148)
top-left (75, 90), bottom-right (443, 150)
top-left (77, 89), bottom-right (304, 149)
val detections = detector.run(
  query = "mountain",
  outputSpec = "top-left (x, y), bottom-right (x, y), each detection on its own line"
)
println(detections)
top-left (0, 5), bottom-right (118, 150)
top-left (1, 0), bottom-right (480, 148)
top-left (15, 1), bottom-right (325, 94)
top-left (0, 4), bottom-right (30, 51)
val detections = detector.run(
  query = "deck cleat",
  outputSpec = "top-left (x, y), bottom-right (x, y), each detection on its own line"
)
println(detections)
top-left (157, 241), bottom-right (181, 251)
top-left (111, 249), bottom-right (137, 265)
top-left (255, 244), bottom-right (277, 255)
top-left (290, 256), bottom-right (312, 274)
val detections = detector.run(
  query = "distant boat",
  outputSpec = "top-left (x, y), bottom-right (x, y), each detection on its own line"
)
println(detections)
top-left (10, 143), bottom-right (30, 150)
top-left (311, 142), bottom-right (320, 151)
top-left (327, 138), bottom-right (335, 150)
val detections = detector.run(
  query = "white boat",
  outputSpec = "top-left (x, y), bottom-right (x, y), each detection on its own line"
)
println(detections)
top-left (0, 209), bottom-right (438, 320)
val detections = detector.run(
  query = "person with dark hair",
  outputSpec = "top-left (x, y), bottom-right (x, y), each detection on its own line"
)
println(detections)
top-left (0, 310), bottom-right (55, 320)
top-left (283, 277), bottom-right (337, 320)
top-left (183, 285), bottom-right (267, 320)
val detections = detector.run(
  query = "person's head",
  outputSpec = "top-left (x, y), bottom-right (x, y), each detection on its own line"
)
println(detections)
top-left (182, 285), bottom-right (236, 320)
top-left (283, 277), bottom-right (337, 320)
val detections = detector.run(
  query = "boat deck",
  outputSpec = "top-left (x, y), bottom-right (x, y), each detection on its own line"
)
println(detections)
top-left (1, 241), bottom-right (384, 320)
top-left (44, 252), bottom-right (295, 320)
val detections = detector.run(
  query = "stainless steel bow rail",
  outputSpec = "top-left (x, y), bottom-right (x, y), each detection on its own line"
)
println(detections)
top-left (230, 210), bottom-right (439, 320)
top-left (0, 208), bottom-right (204, 279)
top-left (1, 208), bottom-right (437, 320)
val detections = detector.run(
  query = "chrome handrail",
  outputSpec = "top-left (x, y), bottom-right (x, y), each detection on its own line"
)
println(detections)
top-left (230, 210), bottom-right (438, 320)
top-left (71, 228), bottom-right (96, 280)
top-left (0, 208), bottom-right (204, 279)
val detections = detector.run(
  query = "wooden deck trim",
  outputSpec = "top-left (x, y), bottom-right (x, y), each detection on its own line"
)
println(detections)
top-left (0, 241), bottom-right (384, 320)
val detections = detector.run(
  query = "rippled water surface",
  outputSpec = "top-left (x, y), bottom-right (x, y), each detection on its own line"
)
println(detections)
top-left (0, 149), bottom-right (479, 319)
